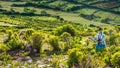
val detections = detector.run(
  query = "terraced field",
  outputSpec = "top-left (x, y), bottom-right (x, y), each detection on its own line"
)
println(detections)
top-left (0, 0), bottom-right (120, 26)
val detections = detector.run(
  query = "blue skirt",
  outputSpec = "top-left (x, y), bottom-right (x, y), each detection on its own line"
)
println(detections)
top-left (96, 43), bottom-right (105, 51)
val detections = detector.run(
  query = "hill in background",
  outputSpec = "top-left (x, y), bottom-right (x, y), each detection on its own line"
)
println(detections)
top-left (0, 0), bottom-right (120, 26)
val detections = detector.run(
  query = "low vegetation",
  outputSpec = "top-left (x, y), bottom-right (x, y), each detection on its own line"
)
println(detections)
top-left (0, 0), bottom-right (120, 68)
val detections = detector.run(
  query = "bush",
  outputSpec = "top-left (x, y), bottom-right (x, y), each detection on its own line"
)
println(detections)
top-left (40, 10), bottom-right (48, 16)
top-left (23, 7), bottom-right (36, 14)
top-left (31, 33), bottom-right (44, 53)
top-left (101, 18), bottom-right (112, 24)
top-left (67, 48), bottom-right (83, 67)
top-left (109, 34), bottom-right (118, 45)
top-left (0, 5), bottom-right (2, 8)
top-left (0, 44), bottom-right (9, 51)
top-left (111, 52), bottom-right (120, 67)
top-left (104, 55), bottom-right (111, 66)
top-left (51, 55), bottom-right (62, 68)
top-left (60, 32), bottom-right (74, 51)
top-left (7, 34), bottom-right (23, 50)
top-left (55, 24), bottom-right (76, 36)
top-left (25, 29), bottom-right (34, 40)
top-left (0, 52), bottom-right (12, 62)
top-left (115, 26), bottom-right (120, 32)
top-left (89, 24), bottom-right (97, 27)
top-left (49, 36), bottom-right (60, 51)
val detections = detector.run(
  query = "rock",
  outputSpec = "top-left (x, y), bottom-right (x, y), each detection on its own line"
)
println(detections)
top-left (37, 64), bottom-right (51, 68)
top-left (36, 60), bottom-right (41, 64)
top-left (7, 64), bottom-right (11, 68)
top-left (16, 57), bottom-right (23, 61)
top-left (27, 66), bottom-right (32, 68)
top-left (25, 43), bottom-right (31, 52)
top-left (47, 58), bottom-right (53, 62)
top-left (24, 56), bottom-right (32, 61)
top-left (0, 61), bottom-right (2, 65)
top-left (33, 49), bottom-right (37, 53)
top-left (19, 50), bottom-right (25, 53)
top-left (22, 56), bottom-right (33, 64)
top-left (20, 66), bottom-right (26, 68)
top-left (59, 64), bottom-right (68, 68)
top-left (104, 66), bottom-right (112, 68)
top-left (17, 66), bottom-right (20, 68)
top-left (37, 65), bottom-right (46, 68)
top-left (26, 59), bottom-right (33, 64)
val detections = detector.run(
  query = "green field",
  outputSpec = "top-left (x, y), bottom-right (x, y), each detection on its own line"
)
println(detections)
top-left (0, 0), bottom-right (120, 26)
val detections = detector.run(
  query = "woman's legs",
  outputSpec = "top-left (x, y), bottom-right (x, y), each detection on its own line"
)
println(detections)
top-left (96, 44), bottom-right (101, 52)
top-left (96, 44), bottom-right (105, 52)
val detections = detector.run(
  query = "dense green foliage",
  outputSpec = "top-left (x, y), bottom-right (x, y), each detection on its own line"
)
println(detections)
top-left (49, 36), bottom-right (60, 51)
top-left (55, 24), bottom-right (76, 36)
top-left (0, 11), bottom-right (119, 68)
top-left (31, 33), bottom-right (44, 53)
top-left (67, 48), bottom-right (84, 67)
top-left (111, 52), bottom-right (120, 67)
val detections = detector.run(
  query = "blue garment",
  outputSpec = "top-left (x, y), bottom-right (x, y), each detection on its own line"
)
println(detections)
top-left (96, 43), bottom-right (105, 51)
top-left (94, 31), bottom-right (106, 51)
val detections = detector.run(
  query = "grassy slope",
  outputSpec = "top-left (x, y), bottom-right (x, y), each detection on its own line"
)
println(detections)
top-left (0, 1), bottom-right (113, 27)
top-left (0, 22), bottom-right (15, 26)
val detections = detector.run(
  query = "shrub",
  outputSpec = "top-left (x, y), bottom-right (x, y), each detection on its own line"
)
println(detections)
top-left (104, 55), bottom-right (111, 66)
top-left (101, 18), bottom-right (112, 24)
top-left (25, 29), bottom-right (34, 40)
top-left (0, 52), bottom-right (12, 62)
top-left (7, 35), bottom-right (23, 50)
top-left (23, 7), bottom-right (36, 14)
top-left (67, 48), bottom-right (83, 67)
top-left (109, 34), bottom-right (118, 45)
top-left (115, 26), bottom-right (120, 32)
top-left (0, 44), bottom-right (9, 51)
top-left (89, 24), bottom-right (97, 27)
top-left (60, 32), bottom-right (74, 51)
top-left (31, 33), bottom-right (44, 53)
top-left (0, 5), bottom-right (1, 8)
top-left (51, 55), bottom-right (62, 68)
top-left (49, 36), bottom-right (60, 51)
top-left (8, 30), bottom-right (12, 40)
top-left (0, 29), bottom-right (6, 33)
top-left (111, 52), bottom-right (120, 67)
top-left (55, 24), bottom-right (76, 36)
top-left (40, 10), bottom-right (48, 16)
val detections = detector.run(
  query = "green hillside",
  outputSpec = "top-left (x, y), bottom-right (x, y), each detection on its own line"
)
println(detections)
top-left (0, 0), bottom-right (120, 68)
top-left (0, 0), bottom-right (120, 26)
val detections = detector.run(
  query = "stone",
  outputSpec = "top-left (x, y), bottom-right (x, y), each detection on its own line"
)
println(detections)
top-left (38, 64), bottom-right (45, 68)
top-left (33, 49), bottom-right (37, 53)
top-left (24, 56), bottom-right (32, 60)
top-left (27, 66), bottom-right (32, 68)
top-left (16, 57), bottom-right (23, 61)
top-left (7, 64), bottom-right (11, 68)
top-left (26, 59), bottom-right (33, 64)
top-left (105, 66), bottom-right (112, 68)
top-left (20, 66), bottom-right (26, 68)
top-left (0, 61), bottom-right (2, 65)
